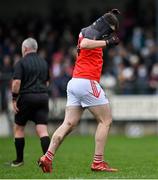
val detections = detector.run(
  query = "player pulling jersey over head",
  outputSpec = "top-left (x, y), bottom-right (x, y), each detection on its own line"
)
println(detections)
top-left (38, 9), bottom-right (121, 173)
top-left (73, 9), bottom-right (120, 82)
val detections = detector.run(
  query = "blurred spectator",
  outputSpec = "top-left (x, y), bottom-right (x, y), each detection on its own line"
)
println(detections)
top-left (118, 65), bottom-right (136, 94)
top-left (136, 64), bottom-right (149, 94)
top-left (132, 27), bottom-right (144, 51)
top-left (149, 63), bottom-right (158, 94)
top-left (0, 55), bottom-right (12, 112)
top-left (100, 73), bottom-right (117, 95)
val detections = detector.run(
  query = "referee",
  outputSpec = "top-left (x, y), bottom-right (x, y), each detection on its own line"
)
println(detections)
top-left (11, 38), bottom-right (50, 167)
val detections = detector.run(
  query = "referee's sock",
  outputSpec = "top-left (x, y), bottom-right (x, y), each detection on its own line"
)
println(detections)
top-left (40, 136), bottom-right (50, 154)
top-left (14, 137), bottom-right (25, 162)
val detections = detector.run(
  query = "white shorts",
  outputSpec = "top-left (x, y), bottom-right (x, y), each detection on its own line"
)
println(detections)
top-left (66, 78), bottom-right (109, 107)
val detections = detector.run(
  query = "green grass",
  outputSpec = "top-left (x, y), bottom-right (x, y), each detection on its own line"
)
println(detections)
top-left (0, 135), bottom-right (158, 179)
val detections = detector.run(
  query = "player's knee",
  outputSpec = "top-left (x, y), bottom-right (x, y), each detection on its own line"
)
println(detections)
top-left (107, 117), bottom-right (112, 125)
top-left (101, 117), bottom-right (112, 127)
top-left (106, 118), bottom-right (112, 127)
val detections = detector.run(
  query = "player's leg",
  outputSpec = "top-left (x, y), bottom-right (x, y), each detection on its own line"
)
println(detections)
top-left (88, 104), bottom-right (117, 172)
top-left (89, 104), bottom-right (112, 156)
top-left (11, 123), bottom-right (25, 167)
top-left (38, 106), bottom-right (83, 173)
top-left (38, 78), bottom-right (83, 172)
top-left (48, 106), bottom-right (83, 154)
top-left (36, 124), bottom-right (50, 154)
top-left (80, 80), bottom-right (117, 171)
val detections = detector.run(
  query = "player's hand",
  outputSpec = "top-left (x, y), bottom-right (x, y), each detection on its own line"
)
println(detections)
top-left (12, 100), bottom-right (19, 114)
top-left (105, 36), bottom-right (120, 47)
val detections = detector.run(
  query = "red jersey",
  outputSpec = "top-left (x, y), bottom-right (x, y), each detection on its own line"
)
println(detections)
top-left (73, 33), bottom-right (103, 82)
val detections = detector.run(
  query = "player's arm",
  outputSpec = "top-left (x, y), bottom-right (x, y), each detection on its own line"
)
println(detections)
top-left (80, 38), bottom-right (106, 49)
top-left (80, 36), bottom-right (119, 49)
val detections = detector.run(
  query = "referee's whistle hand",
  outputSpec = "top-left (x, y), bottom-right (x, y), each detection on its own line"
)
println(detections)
top-left (12, 101), bottom-right (19, 114)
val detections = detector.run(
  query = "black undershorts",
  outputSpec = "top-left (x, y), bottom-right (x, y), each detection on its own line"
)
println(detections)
top-left (15, 93), bottom-right (49, 126)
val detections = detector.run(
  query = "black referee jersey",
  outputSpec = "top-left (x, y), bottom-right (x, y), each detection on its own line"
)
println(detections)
top-left (13, 52), bottom-right (49, 94)
top-left (13, 52), bottom-right (50, 126)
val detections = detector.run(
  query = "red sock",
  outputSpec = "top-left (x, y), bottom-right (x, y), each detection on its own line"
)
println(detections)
top-left (45, 151), bottom-right (54, 161)
top-left (93, 154), bottom-right (103, 163)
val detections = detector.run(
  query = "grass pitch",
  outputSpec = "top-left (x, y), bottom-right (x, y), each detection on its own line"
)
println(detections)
top-left (0, 135), bottom-right (158, 179)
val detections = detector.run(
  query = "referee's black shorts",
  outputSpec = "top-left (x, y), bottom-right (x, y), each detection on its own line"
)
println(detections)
top-left (15, 93), bottom-right (49, 126)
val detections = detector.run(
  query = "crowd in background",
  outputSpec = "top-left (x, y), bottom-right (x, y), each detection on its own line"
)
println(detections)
top-left (0, 5), bottom-right (157, 112)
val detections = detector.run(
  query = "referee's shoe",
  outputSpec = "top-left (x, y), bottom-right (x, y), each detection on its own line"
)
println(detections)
top-left (11, 160), bottom-right (24, 167)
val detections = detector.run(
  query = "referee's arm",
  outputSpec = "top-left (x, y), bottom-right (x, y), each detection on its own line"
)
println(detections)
top-left (12, 61), bottom-right (23, 113)
top-left (12, 80), bottom-right (21, 94)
